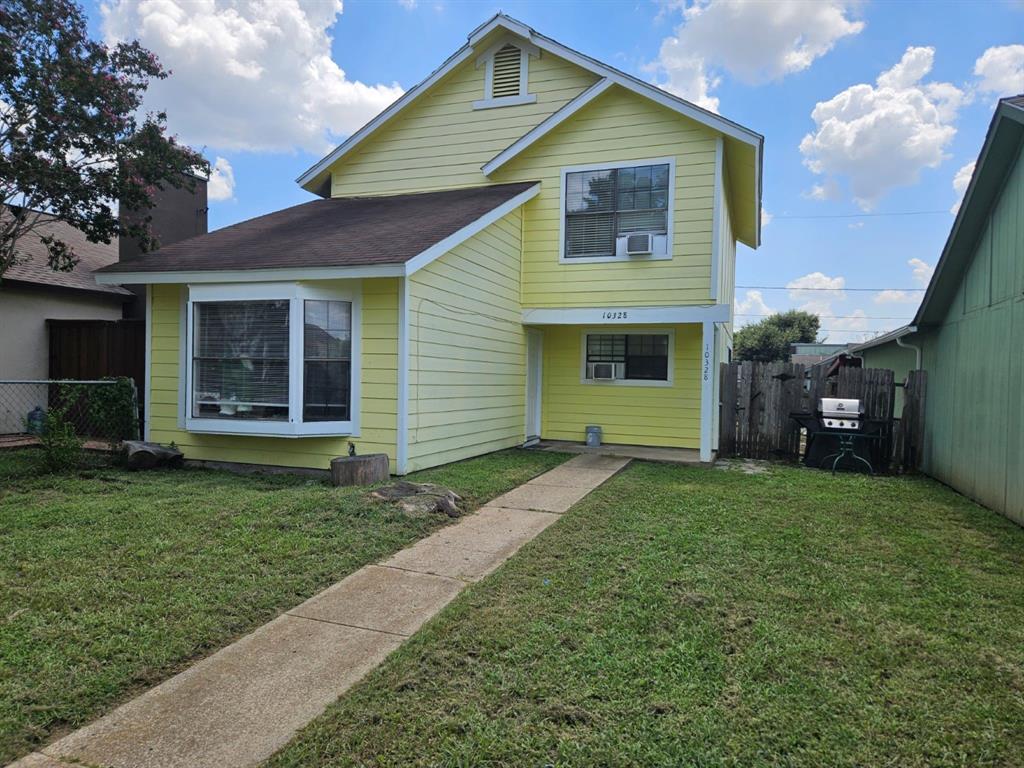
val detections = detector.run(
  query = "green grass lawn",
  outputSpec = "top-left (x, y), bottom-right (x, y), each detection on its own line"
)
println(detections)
top-left (268, 461), bottom-right (1024, 768)
top-left (0, 448), bottom-right (568, 764)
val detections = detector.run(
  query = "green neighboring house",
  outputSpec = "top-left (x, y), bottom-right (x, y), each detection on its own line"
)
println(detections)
top-left (854, 95), bottom-right (1024, 525)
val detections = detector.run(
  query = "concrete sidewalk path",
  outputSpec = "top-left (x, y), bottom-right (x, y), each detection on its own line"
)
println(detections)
top-left (9, 453), bottom-right (630, 768)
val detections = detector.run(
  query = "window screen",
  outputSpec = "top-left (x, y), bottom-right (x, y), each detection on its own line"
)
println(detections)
top-left (192, 301), bottom-right (290, 420)
top-left (303, 300), bottom-right (352, 422)
top-left (565, 163), bottom-right (669, 258)
top-left (585, 333), bottom-right (669, 381)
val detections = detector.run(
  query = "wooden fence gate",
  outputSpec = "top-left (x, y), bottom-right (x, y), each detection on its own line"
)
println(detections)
top-left (719, 362), bottom-right (927, 472)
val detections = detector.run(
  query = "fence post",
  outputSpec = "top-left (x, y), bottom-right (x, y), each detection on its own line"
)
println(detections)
top-left (719, 362), bottom-right (737, 456)
top-left (901, 370), bottom-right (928, 472)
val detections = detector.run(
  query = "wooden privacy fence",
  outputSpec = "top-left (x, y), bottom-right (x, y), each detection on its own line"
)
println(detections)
top-left (719, 362), bottom-right (927, 472)
top-left (48, 319), bottom-right (145, 422)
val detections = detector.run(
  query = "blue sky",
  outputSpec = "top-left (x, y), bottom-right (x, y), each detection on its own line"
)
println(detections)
top-left (85, 1), bottom-right (1024, 341)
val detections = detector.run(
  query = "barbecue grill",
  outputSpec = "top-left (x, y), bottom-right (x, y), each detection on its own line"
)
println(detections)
top-left (790, 397), bottom-right (885, 474)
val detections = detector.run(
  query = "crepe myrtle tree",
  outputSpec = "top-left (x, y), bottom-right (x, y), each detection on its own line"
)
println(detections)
top-left (0, 0), bottom-right (208, 277)
top-left (734, 310), bottom-right (821, 363)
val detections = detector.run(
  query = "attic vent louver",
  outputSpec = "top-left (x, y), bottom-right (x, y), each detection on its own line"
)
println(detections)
top-left (491, 44), bottom-right (522, 98)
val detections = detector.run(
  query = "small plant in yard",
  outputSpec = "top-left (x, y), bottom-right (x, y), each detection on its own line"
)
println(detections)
top-left (38, 402), bottom-right (82, 473)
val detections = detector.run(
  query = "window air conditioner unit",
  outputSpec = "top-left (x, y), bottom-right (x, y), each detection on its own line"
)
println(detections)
top-left (589, 362), bottom-right (624, 380)
top-left (625, 232), bottom-right (654, 256)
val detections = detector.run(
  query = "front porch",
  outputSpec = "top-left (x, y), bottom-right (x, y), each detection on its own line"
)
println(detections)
top-left (522, 306), bottom-right (729, 462)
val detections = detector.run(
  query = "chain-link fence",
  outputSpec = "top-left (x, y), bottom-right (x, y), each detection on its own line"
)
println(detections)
top-left (0, 379), bottom-right (140, 451)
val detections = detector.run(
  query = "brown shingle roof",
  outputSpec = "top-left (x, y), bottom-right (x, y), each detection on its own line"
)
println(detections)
top-left (98, 183), bottom-right (538, 275)
top-left (2, 208), bottom-right (131, 297)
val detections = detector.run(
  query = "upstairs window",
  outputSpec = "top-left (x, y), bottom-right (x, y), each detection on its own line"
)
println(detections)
top-left (474, 39), bottom-right (538, 109)
top-left (583, 332), bottom-right (672, 385)
top-left (562, 160), bottom-right (674, 261)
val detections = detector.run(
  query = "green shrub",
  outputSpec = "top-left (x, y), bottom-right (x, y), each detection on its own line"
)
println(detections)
top-left (38, 406), bottom-right (82, 473)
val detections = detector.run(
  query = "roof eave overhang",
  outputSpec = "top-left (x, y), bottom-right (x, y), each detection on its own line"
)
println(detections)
top-left (914, 98), bottom-right (1024, 327)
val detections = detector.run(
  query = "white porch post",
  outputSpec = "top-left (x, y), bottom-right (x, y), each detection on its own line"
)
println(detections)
top-left (700, 320), bottom-right (715, 462)
top-left (396, 276), bottom-right (409, 475)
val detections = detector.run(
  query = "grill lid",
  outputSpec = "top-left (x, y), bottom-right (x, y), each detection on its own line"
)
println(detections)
top-left (819, 398), bottom-right (861, 417)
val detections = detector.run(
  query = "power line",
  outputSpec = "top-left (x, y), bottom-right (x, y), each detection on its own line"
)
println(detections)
top-left (735, 313), bottom-right (913, 320)
top-left (770, 209), bottom-right (948, 220)
top-left (737, 285), bottom-right (926, 292)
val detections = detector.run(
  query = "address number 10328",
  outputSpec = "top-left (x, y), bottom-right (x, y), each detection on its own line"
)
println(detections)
top-left (600, 311), bottom-right (629, 320)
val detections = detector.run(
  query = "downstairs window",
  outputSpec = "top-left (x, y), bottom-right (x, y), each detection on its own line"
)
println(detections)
top-left (187, 284), bottom-right (359, 436)
top-left (583, 332), bottom-right (671, 384)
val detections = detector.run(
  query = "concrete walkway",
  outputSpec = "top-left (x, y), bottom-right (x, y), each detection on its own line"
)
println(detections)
top-left (9, 453), bottom-right (630, 768)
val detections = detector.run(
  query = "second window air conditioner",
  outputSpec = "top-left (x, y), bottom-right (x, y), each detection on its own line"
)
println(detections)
top-left (624, 232), bottom-right (654, 256)
top-left (588, 362), bottom-right (625, 380)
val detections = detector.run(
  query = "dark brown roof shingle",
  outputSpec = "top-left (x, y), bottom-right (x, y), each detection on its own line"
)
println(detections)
top-left (2, 208), bottom-right (130, 296)
top-left (98, 183), bottom-right (538, 275)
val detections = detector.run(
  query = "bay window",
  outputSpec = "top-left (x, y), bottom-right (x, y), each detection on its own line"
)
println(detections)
top-left (562, 158), bottom-right (674, 261)
top-left (186, 283), bottom-right (359, 436)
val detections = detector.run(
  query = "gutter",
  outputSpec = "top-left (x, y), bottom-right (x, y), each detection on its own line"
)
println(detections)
top-left (895, 326), bottom-right (922, 370)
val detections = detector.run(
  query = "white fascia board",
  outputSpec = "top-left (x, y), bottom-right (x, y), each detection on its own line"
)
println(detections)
top-left (403, 183), bottom-right (541, 275)
top-left (522, 304), bottom-right (730, 325)
top-left (94, 264), bottom-right (405, 285)
top-left (295, 45), bottom-right (475, 191)
top-left (848, 325), bottom-right (917, 354)
top-left (482, 78), bottom-right (614, 176)
top-left (468, 14), bottom-right (533, 46)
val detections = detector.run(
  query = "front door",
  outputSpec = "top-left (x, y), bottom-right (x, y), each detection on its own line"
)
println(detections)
top-left (525, 329), bottom-right (543, 444)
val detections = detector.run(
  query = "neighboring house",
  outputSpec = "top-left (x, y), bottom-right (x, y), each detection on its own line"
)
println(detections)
top-left (854, 95), bottom-right (1024, 524)
top-left (0, 209), bottom-right (132, 381)
top-left (790, 342), bottom-right (848, 366)
top-left (96, 13), bottom-right (763, 474)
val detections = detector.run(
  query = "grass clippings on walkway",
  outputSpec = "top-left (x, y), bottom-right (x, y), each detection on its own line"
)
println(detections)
top-left (0, 447), bottom-right (568, 764)
top-left (269, 461), bottom-right (1024, 768)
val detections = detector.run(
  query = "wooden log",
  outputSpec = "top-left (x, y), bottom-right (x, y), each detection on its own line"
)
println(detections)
top-left (330, 453), bottom-right (390, 486)
top-left (124, 440), bottom-right (183, 470)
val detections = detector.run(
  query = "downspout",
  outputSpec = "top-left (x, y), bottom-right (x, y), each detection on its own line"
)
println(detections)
top-left (895, 325), bottom-right (921, 370)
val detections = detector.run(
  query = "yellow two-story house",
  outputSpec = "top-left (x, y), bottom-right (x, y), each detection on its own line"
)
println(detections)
top-left (96, 14), bottom-right (762, 474)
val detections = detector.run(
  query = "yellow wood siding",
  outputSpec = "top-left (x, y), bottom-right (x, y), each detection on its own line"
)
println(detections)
top-left (330, 52), bottom-right (598, 197)
top-left (539, 324), bottom-right (701, 448)
top-left (148, 279), bottom-right (398, 471)
top-left (407, 209), bottom-right (525, 472)
top-left (489, 87), bottom-right (718, 307)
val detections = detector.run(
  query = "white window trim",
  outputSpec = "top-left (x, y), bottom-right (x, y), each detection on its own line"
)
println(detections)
top-left (473, 38), bottom-right (537, 110)
top-left (579, 328), bottom-right (675, 388)
top-left (559, 156), bottom-right (676, 264)
top-left (184, 281), bottom-right (362, 438)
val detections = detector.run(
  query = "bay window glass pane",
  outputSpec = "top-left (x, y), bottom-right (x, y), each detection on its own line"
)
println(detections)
top-left (192, 301), bottom-right (290, 420)
top-left (304, 299), bottom-right (352, 422)
top-left (586, 334), bottom-right (626, 363)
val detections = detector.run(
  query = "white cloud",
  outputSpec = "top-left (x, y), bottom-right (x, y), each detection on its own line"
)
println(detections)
top-left (397, 0), bottom-right (418, 8)
top-left (950, 160), bottom-right (975, 213)
top-left (761, 209), bottom-right (773, 227)
top-left (974, 45), bottom-right (1024, 96)
top-left (207, 156), bottom-right (235, 201)
top-left (787, 271), bottom-right (846, 303)
top-left (101, 0), bottom-right (404, 154)
top-left (649, 0), bottom-right (862, 111)
top-left (799, 47), bottom-right (965, 210)
top-left (807, 179), bottom-right (841, 201)
top-left (874, 289), bottom-right (916, 304)
top-left (909, 257), bottom-right (934, 286)
top-left (734, 289), bottom-right (776, 326)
